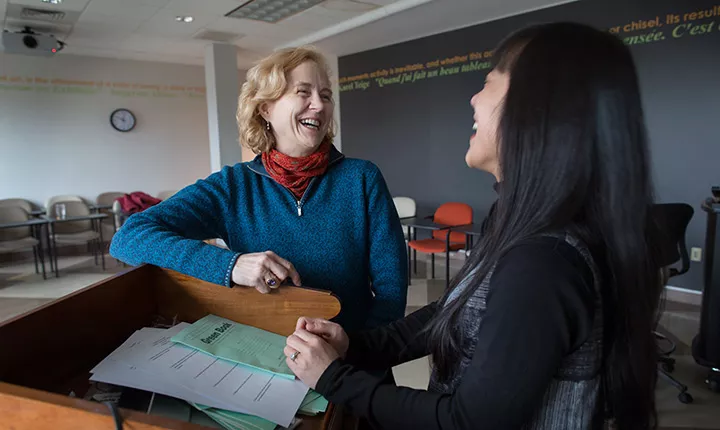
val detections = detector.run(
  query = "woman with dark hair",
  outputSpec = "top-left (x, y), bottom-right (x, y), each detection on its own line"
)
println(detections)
top-left (282, 22), bottom-right (662, 430)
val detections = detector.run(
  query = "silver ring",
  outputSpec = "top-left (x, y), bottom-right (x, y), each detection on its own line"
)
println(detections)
top-left (290, 351), bottom-right (300, 362)
top-left (266, 278), bottom-right (277, 287)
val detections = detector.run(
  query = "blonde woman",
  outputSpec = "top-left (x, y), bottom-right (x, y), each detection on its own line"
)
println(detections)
top-left (110, 47), bottom-right (408, 330)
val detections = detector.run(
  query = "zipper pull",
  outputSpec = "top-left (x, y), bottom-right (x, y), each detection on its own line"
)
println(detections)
top-left (297, 201), bottom-right (302, 217)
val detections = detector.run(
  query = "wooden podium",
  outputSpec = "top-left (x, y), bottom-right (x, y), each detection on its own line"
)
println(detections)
top-left (0, 265), bottom-right (351, 429)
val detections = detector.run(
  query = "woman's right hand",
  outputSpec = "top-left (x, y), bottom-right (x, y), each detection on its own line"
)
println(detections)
top-left (231, 251), bottom-right (302, 294)
top-left (296, 317), bottom-right (349, 359)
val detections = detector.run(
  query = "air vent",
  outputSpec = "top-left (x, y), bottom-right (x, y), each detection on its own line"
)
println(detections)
top-left (193, 30), bottom-right (244, 43)
top-left (20, 7), bottom-right (66, 22)
top-left (226, 0), bottom-right (325, 23)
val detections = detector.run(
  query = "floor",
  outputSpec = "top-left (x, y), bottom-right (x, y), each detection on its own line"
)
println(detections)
top-left (0, 255), bottom-right (125, 322)
top-left (1, 252), bottom-right (719, 428)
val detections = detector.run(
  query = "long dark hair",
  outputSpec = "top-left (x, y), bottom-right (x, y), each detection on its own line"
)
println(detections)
top-left (427, 23), bottom-right (661, 429)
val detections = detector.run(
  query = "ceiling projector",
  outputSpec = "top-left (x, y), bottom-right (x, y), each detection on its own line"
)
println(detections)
top-left (1, 27), bottom-right (65, 57)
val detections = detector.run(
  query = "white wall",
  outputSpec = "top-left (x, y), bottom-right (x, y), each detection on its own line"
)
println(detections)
top-left (0, 52), bottom-right (211, 207)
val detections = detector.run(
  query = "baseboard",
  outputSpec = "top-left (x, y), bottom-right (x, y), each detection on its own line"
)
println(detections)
top-left (665, 285), bottom-right (702, 306)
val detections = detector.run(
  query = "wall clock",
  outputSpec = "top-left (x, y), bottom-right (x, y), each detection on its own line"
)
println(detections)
top-left (110, 108), bottom-right (136, 132)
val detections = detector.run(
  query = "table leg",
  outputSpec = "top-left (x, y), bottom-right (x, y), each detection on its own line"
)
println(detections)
top-left (51, 224), bottom-right (59, 278)
top-left (99, 219), bottom-right (106, 270)
top-left (32, 245), bottom-right (39, 275)
top-left (35, 225), bottom-right (46, 280)
top-left (431, 254), bottom-right (435, 279)
top-left (43, 225), bottom-right (53, 273)
top-left (446, 231), bottom-right (450, 289)
top-left (413, 228), bottom-right (417, 274)
top-left (91, 220), bottom-right (99, 266)
top-left (407, 242), bottom-right (412, 286)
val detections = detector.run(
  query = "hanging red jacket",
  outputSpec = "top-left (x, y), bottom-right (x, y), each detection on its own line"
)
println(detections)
top-left (117, 192), bottom-right (162, 215)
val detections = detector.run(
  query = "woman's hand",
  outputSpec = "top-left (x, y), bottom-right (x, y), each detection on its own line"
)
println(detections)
top-left (231, 251), bottom-right (301, 294)
top-left (296, 317), bottom-right (349, 359)
top-left (285, 329), bottom-right (339, 389)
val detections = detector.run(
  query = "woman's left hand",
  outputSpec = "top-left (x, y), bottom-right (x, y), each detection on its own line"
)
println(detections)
top-left (285, 328), bottom-right (340, 389)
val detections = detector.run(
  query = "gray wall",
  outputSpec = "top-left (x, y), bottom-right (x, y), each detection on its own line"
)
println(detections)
top-left (338, 0), bottom-right (720, 291)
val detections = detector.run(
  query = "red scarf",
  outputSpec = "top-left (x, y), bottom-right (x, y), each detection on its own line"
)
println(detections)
top-left (262, 142), bottom-right (331, 200)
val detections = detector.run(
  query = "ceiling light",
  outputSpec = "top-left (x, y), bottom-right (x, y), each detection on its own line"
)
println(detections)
top-left (175, 16), bottom-right (194, 23)
top-left (226, 0), bottom-right (325, 23)
top-left (41, 0), bottom-right (62, 4)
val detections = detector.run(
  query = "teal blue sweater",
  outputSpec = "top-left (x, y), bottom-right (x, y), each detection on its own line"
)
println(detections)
top-left (110, 148), bottom-right (408, 330)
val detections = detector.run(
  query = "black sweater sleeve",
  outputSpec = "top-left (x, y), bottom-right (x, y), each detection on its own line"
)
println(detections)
top-left (315, 238), bottom-right (595, 430)
top-left (344, 302), bottom-right (438, 370)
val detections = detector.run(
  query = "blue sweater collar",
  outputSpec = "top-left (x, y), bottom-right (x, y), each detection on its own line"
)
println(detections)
top-left (246, 145), bottom-right (345, 177)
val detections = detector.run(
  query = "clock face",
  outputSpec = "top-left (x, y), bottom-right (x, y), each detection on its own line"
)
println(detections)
top-left (110, 109), bottom-right (136, 132)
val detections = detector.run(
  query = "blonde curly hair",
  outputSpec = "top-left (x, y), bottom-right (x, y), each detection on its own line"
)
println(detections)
top-left (237, 46), bottom-right (335, 154)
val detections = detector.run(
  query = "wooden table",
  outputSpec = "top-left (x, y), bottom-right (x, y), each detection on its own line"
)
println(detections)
top-left (0, 265), bottom-right (354, 429)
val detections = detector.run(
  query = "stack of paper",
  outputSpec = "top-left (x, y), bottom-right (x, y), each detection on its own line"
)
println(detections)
top-left (191, 403), bottom-right (290, 430)
top-left (171, 315), bottom-right (295, 379)
top-left (187, 387), bottom-right (328, 430)
top-left (298, 390), bottom-right (329, 416)
top-left (90, 322), bottom-right (312, 428)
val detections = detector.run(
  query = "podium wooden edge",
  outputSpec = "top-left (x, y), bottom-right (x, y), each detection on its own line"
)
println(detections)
top-left (0, 264), bottom-right (343, 332)
top-left (0, 382), bottom-right (208, 429)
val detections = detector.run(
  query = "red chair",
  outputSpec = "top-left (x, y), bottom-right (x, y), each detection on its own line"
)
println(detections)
top-left (408, 202), bottom-right (473, 288)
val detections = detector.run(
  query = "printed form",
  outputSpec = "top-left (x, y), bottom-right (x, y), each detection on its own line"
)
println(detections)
top-left (91, 323), bottom-right (307, 427)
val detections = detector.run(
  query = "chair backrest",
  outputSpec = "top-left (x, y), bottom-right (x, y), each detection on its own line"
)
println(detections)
top-left (651, 203), bottom-right (694, 277)
top-left (96, 192), bottom-right (125, 207)
top-left (433, 202), bottom-right (473, 243)
top-left (393, 197), bottom-right (416, 219)
top-left (157, 190), bottom-right (178, 201)
top-left (45, 195), bottom-right (83, 215)
top-left (0, 198), bottom-right (33, 214)
top-left (0, 206), bottom-right (32, 241)
top-left (49, 200), bottom-right (92, 234)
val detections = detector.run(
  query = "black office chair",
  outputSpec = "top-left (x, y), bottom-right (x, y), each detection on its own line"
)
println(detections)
top-left (651, 203), bottom-right (695, 404)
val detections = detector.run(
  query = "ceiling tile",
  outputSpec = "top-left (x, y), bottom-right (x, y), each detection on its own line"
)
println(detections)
top-left (280, 8), bottom-right (346, 31)
top-left (207, 15), bottom-right (277, 36)
top-left (208, 16), bottom-right (312, 41)
top-left (81, 2), bottom-right (160, 19)
top-left (8, 0), bottom-right (91, 13)
top-left (71, 14), bottom-right (143, 37)
top-left (86, 0), bottom-right (172, 8)
top-left (320, 0), bottom-right (379, 13)
top-left (163, 0), bottom-right (244, 16)
top-left (134, 8), bottom-right (218, 37)
top-left (311, 4), bottom-right (365, 19)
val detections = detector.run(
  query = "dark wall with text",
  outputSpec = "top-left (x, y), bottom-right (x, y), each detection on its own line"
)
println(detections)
top-left (338, 0), bottom-right (720, 291)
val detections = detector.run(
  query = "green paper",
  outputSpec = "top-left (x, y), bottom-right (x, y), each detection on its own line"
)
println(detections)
top-left (298, 390), bottom-right (328, 416)
top-left (192, 403), bottom-right (277, 430)
top-left (171, 314), bottom-right (294, 379)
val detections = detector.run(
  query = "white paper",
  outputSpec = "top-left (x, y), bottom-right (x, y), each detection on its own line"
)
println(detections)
top-left (91, 329), bottom-right (242, 412)
top-left (92, 324), bottom-right (308, 427)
